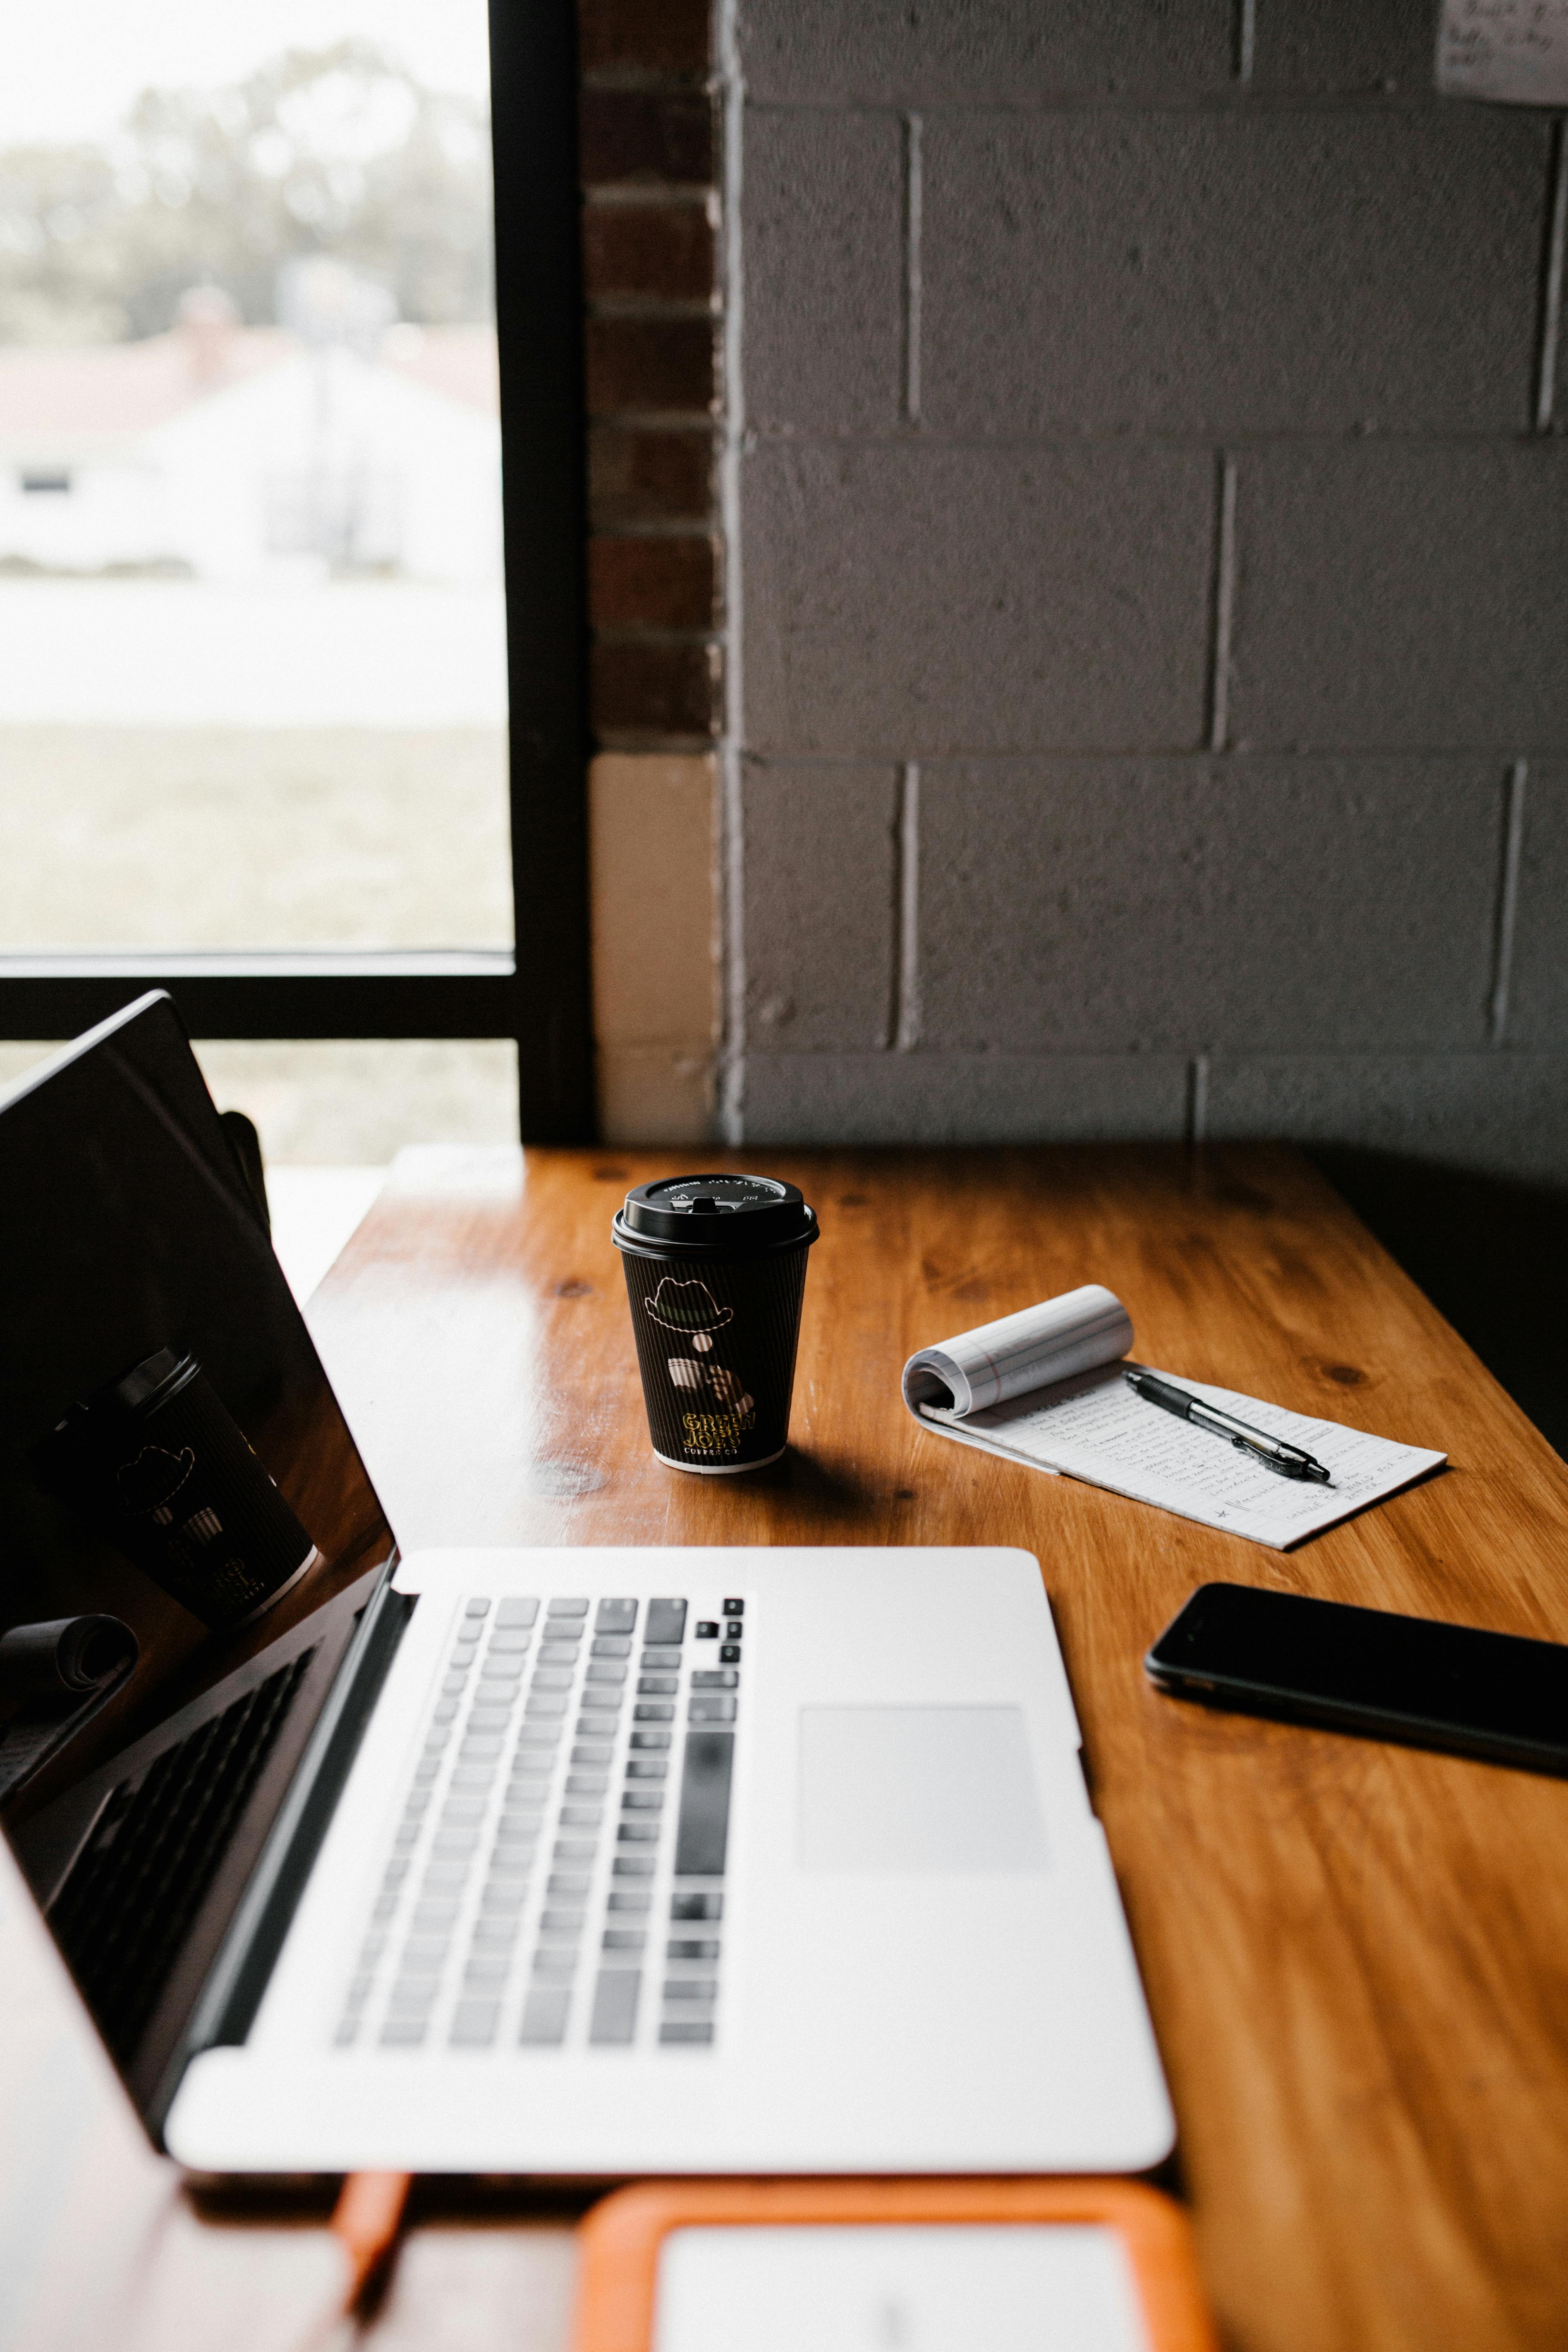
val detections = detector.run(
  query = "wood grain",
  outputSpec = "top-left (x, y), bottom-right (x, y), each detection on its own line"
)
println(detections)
top-left (4, 1140), bottom-right (1565, 2352)
top-left (308, 1141), bottom-right (1568, 2352)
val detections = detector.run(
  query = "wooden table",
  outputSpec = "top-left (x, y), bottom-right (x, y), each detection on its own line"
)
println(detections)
top-left (6, 1141), bottom-right (1568, 2352)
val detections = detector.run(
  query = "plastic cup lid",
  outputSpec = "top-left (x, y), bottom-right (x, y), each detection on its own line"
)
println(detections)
top-left (614, 1173), bottom-right (816, 1249)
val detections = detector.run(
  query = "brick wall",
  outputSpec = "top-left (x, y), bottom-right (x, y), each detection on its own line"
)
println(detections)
top-left (726, 0), bottom-right (1568, 1179)
top-left (580, 0), bottom-right (722, 1142)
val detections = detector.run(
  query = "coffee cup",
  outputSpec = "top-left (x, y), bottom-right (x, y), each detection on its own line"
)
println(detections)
top-left (612, 1175), bottom-right (819, 1473)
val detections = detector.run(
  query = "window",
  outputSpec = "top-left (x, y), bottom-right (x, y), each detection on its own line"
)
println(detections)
top-left (0, 0), bottom-right (589, 1145)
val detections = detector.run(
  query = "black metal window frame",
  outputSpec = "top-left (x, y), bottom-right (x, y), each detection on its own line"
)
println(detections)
top-left (0, 0), bottom-right (593, 1144)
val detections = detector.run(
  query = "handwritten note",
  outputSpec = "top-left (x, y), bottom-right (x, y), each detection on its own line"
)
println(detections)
top-left (923, 1363), bottom-right (1445, 1551)
top-left (1438, 0), bottom-right (1568, 106)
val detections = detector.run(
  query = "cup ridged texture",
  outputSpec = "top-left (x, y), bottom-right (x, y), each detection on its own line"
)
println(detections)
top-left (620, 1244), bottom-right (810, 1470)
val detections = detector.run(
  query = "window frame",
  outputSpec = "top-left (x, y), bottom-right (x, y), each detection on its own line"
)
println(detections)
top-left (0, 0), bottom-right (594, 1144)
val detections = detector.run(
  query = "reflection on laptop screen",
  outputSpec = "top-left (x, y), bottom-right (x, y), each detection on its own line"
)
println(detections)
top-left (0, 992), bottom-right (396, 2121)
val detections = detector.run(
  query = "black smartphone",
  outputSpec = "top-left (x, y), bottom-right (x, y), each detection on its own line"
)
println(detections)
top-left (1146, 1581), bottom-right (1568, 1777)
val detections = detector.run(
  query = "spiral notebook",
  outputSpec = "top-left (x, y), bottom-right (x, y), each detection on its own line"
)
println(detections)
top-left (902, 1287), bottom-right (1445, 1551)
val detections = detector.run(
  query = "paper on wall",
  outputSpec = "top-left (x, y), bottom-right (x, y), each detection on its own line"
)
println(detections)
top-left (1437, 0), bottom-right (1568, 107)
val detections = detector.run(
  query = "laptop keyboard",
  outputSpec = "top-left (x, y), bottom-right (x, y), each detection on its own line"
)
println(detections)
top-left (333, 1593), bottom-right (743, 2055)
top-left (50, 1650), bottom-right (316, 2067)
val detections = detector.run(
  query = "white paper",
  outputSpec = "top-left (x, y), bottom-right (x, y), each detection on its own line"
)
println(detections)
top-left (922, 1363), bottom-right (1444, 1550)
top-left (902, 1290), bottom-right (1446, 1550)
top-left (654, 2224), bottom-right (1150, 2352)
top-left (1437, 0), bottom-right (1568, 106)
top-left (901, 1284), bottom-right (1133, 1417)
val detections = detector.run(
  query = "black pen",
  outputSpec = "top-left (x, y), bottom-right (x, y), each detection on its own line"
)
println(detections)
top-left (1123, 1368), bottom-right (1333, 1484)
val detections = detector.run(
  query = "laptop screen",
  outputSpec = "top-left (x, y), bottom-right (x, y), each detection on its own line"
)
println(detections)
top-left (0, 993), bottom-right (397, 2120)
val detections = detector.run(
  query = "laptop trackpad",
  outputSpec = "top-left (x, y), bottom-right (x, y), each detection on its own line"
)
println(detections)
top-left (798, 1706), bottom-right (1049, 1873)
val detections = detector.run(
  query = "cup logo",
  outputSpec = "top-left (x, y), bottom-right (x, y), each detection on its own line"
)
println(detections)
top-left (644, 1278), bottom-right (734, 1333)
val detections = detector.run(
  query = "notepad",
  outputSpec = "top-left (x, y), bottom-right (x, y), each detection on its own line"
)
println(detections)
top-left (902, 1286), bottom-right (1446, 1550)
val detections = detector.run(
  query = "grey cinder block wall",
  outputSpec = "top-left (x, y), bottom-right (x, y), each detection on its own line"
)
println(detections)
top-left (721, 0), bottom-right (1568, 1180)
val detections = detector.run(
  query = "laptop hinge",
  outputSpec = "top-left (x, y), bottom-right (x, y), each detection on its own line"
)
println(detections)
top-left (146, 1564), bottom-right (415, 2137)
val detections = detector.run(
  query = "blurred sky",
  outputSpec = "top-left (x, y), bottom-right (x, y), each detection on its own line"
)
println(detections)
top-left (2, 1), bottom-right (491, 145)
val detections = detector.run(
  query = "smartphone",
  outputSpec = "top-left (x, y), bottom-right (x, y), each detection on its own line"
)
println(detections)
top-left (1146, 1581), bottom-right (1568, 1776)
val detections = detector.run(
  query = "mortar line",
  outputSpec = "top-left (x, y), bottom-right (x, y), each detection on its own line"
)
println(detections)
top-left (1489, 762), bottom-right (1527, 1045)
top-left (903, 113), bottom-right (923, 425)
top-left (891, 762), bottom-right (922, 1050)
top-left (1186, 1054), bottom-right (1210, 1145)
top-left (1234, 0), bottom-right (1257, 82)
top-left (1536, 117), bottom-right (1568, 431)
top-left (1207, 454), bottom-right (1238, 753)
top-left (717, 0), bottom-right (747, 1147)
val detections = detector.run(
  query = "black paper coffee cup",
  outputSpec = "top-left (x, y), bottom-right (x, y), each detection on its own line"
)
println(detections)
top-left (612, 1175), bottom-right (819, 1473)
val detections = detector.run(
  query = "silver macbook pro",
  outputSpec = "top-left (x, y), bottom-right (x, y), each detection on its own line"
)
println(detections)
top-left (0, 993), bottom-right (1173, 2175)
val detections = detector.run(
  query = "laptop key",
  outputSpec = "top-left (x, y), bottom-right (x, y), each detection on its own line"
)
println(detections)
top-left (626, 1760), bottom-right (668, 1780)
top-left (488, 1629), bottom-right (533, 1653)
top-left (591, 1636), bottom-right (632, 1659)
top-left (638, 1676), bottom-right (677, 1696)
top-left (587, 1662), bottom-right (627, 1685)
top-left (567, 1772), bottom-right (608, 1796)
top-left (608, 1890), bottom-right (652, 1912)
top-left (465, 1599), bottom-right (492, 1618)
top-left (622, 1792), bottom-right (663, 1812)
top-left (695, 1621), bottom-right (719, 1639)
top-left (519, 1988), bottom-right (569, 2045)
top-left (548, 1872), bottom-right (590, 1895)
top-left (603, 1929), bottom-right (646, 1951)
top-left (689, 1696), bottom-right (737, 1724)
top-left (641, 1647), bottom-right (683, 1669)
top-left (674, 1731), bottom-right (734, 1876)
top-left (668, 1938), bottom-right (720, 1961)
top-left (596, 1600), bottom-right (638, 1634)
top-left (690, 1670), bottom-right (738, 1691)
top-left (663, 1976), bottom-right (718, 2000)
top-left (450, 2002), bottom-right (499, 2045)
top-left (660, 2021), bottom-right (714, 2045)
top-left (572, 1744), bottom-right (613, 1766)
top-left (381, 2021), bottom-right (427, 2046)
top-left (618, 1823), bottom-right (658, 1843)
top-left (645, 1600), bottom-right (687, 1647)
top-left (613, 1856), bottom-right (656, 1878)
top-left (541, 1908), bottom-right (584, 1932)
top-left (547, 1598), bottom-right (590, 1618)
top-left (589, 1968), bottom-right (641, 2045)
top-left (403, 1935), bottom-right (450, 1962)
top-left (720, 1644), bottom-right (742, 1665)
top-left (634, 1703), bottom-right (675, 1722)
top-left (630, 1732), bottom-right (671, 1751)
top-left (670, 1892), bottom-right (723, 1921)
top-left (497, 1598), bottom-right (540, 1627)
